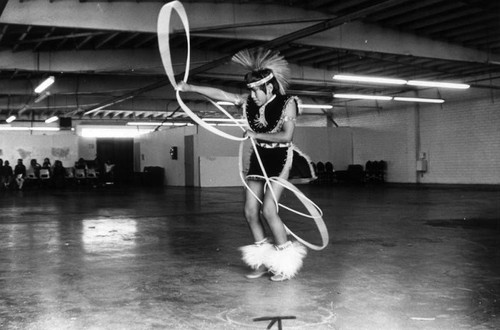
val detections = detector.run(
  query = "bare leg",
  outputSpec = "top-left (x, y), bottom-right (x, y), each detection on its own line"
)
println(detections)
top-left (241, 180), bottom-right (273, 278)
top-left (244, 180), bottom-right (266, 242)
top-left (261, 181), bottom-right (288, 245)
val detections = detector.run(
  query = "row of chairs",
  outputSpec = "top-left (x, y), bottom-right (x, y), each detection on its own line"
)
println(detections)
top-left (311, 160), bottom-right (387, 185)
top-left (312, 161), bottom-right (335, 185)
top-left (365, 160), bottom-right (386, 183)
top-left (24, 168), bottom-right (100, 189)
top-left (66, 167), bottom-right (99, 181)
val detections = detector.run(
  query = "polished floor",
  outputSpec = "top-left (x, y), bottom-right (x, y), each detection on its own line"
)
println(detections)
top-left (0, 183), bottom-right (499, 330)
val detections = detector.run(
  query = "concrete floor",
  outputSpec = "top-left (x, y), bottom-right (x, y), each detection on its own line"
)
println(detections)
top-left (0, 184), bottom-right (499, 330)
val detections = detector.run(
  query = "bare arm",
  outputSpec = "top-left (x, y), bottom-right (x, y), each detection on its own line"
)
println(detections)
top-left (245, 99), bottom-right (297, 143)
top-left (177, 81), bottom-right (245, 105)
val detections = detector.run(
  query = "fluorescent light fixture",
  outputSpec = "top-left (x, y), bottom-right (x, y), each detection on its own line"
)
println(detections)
top-left (45, 116), bottom-right (59, 123)
top-left (127, 119), bottom-right (246, 126)
top-left (333, 74), bottom-right (406, 85)
top-left (333, 74), bottom-right (469, 89)
top-left (216, 101), bottom-right (235, 106)
top-left (202, 118), bottom-right (246, 123)
top-left (394, 97), bottom-right (445, 103)
top-left (34, 76), bottom-right (55, 94)
top-left (209, 123), bottom-right (246, 127)
top-left (6, 115), bottom-right (16, 123)
top-left (407, 80), bottom-right (470, 89)
top-left (0, 126), bottom-right (60, 131)
top-left (126, 122), bottom-right (193, 126)
top-left (80, 127), bottom-right (154, 138)
top-left (333, 94), bottom-right (393, 101)
top-left (34, 91), bottom-right (51, 103)
top-left (30, 127), bottom-right (60, 131)
top-left (299, 104), bottom-right (333, 109)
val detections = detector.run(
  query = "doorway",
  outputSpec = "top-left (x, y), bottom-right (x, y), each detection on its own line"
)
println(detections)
top-left (96, 138), bottom-right (134, 184)
top-left (184, 135), bottom-right (195, 187)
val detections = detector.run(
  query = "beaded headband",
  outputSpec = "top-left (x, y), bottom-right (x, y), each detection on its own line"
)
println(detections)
top-left (246, 73), bottom-right (274, 89)
top-left (232, 48), bottom-right (289, 95)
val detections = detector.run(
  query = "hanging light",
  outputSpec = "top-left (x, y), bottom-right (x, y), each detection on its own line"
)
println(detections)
top-left (6, 115), bottom-right (16, 123)
top-left (34, 91), bottom-right (51, 103)
top-left (299, 104), bottom-right (333, 109)
top-left (45, 116), bottom-right (59, 123)
top-left (333, 74), bottom-right (470, 89)
top-left (34, 76), bottom-right (55, 94)
top-left (126, 122), bottom-right (193, 126)
top-left (393, 97), bottom-right (445, 103)
top-left (0, 126), bottom-right (60, 131)
top-left (333, 75), bottom-right (406, 85)
top-left (333, 94), bottom-right (393, 101)
top-left (406, 80), bottom-right (470, 89)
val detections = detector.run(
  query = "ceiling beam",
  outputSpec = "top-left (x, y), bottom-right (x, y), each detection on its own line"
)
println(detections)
top-left (80, 0), bottom-right (407, 115)
top-left (0, 0), bottom-right (7, 17)
top-left (3, 0), bottom-right (496, 65)
top-left (0, 1), bottom-right (329, 33)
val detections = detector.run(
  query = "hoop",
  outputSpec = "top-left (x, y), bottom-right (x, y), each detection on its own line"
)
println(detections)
top-left (158, 1), bottom-right (328, 251)
top-left (157, 1), bottom-right (246, 141)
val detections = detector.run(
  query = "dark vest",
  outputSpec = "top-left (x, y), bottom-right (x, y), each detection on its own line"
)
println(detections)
top-left (245, 94), bottom-right (297, 134)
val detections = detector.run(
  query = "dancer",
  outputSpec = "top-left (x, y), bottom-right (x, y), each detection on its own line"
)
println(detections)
top-left (178, 48), bottom-right (316, 281)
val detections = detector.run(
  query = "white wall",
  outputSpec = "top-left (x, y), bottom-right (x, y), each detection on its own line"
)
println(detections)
top-left (333, 86), bottom-right (500, 184)
top-left (199, 156), bottom-right (241, 187)
top-left (0, 131), bottom-right (78, 167)
top-left (138, 124), bottom-right (353, 187)
top-left (78, 136), bottom-right (97, 161)
top-left (293, 127), bottom-right (353, 170)
top-left (138, 126), bottom-right (197, 186)
top-left (418, 91), bottom-right (500, 184)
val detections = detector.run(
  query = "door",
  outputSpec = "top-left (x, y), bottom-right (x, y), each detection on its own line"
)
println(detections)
top-left (184, 135), bottom-right (194, 187)
top-left (96, 138), bottom-right (134, 184)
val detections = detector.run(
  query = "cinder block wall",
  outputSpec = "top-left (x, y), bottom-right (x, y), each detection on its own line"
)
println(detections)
top-left (419, 94), bottom-right (500, 184)
top-left (333, 105), bottom-right (416, 183)
top-left (332, 87), bottom-right (500, 185)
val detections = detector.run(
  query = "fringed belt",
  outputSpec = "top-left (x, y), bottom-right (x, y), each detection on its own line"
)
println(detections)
top-left (256, 142), bottom-right (292, 149)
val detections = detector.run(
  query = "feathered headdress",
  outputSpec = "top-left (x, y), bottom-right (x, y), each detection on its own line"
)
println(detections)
top-left (232, 48), bottom-right (290, 95)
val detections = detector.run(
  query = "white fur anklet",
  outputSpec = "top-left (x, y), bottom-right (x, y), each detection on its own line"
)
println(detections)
top-left (239, 238), bottom-right (274, 270)
top-left (267, 241), bottom-right (307, 279)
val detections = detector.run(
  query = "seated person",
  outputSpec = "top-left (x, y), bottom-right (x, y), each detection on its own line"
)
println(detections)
top-left (27, 159), bottom-right (41, 178)
top-left (42, 157), bottom-right (52, 175)
top-left (1, 160), bottom-right (14, 189)
top-left (75, 158), bottom-right (87, 170)
top-left (52, 160), bottom-right (66, 188)
top-left (104, 160), bottom-right (115, 183)
top-left (14, 159), bottom-right (26, 189)
top-left (0, 159), bottom-right (3, 188)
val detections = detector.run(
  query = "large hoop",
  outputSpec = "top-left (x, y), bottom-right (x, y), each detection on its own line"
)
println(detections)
top-left (157, 1), bottom-right (246, 141)
top-left (158, 1), bottom-right (328, 251)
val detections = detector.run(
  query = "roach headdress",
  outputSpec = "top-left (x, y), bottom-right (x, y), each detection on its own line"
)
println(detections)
top-left (232, 48), bottom-right (290, 95)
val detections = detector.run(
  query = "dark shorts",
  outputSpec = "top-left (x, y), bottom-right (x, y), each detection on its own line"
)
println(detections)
top-left (246, 145), bottom-right (316, 181)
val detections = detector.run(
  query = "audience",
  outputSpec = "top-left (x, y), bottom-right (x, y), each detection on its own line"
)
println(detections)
top-left (27, 159), bottom-right (42, 178)
top-left (52, 160), bottom-right (66, 188)
top-left (42, 157), bottom-right (52, 176)
top-left (0, 159), bottom-right (3, 186)
top-left (14, 159), bottom-right (26, 190)
top-left (75, 158), bottom-right (87, 170)
top-left (0, 157), bottom-right (115, 192)
top-left (104, 160), bottom-right (115, 183)
top-left (1, 160), bottom-right (13, 189)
